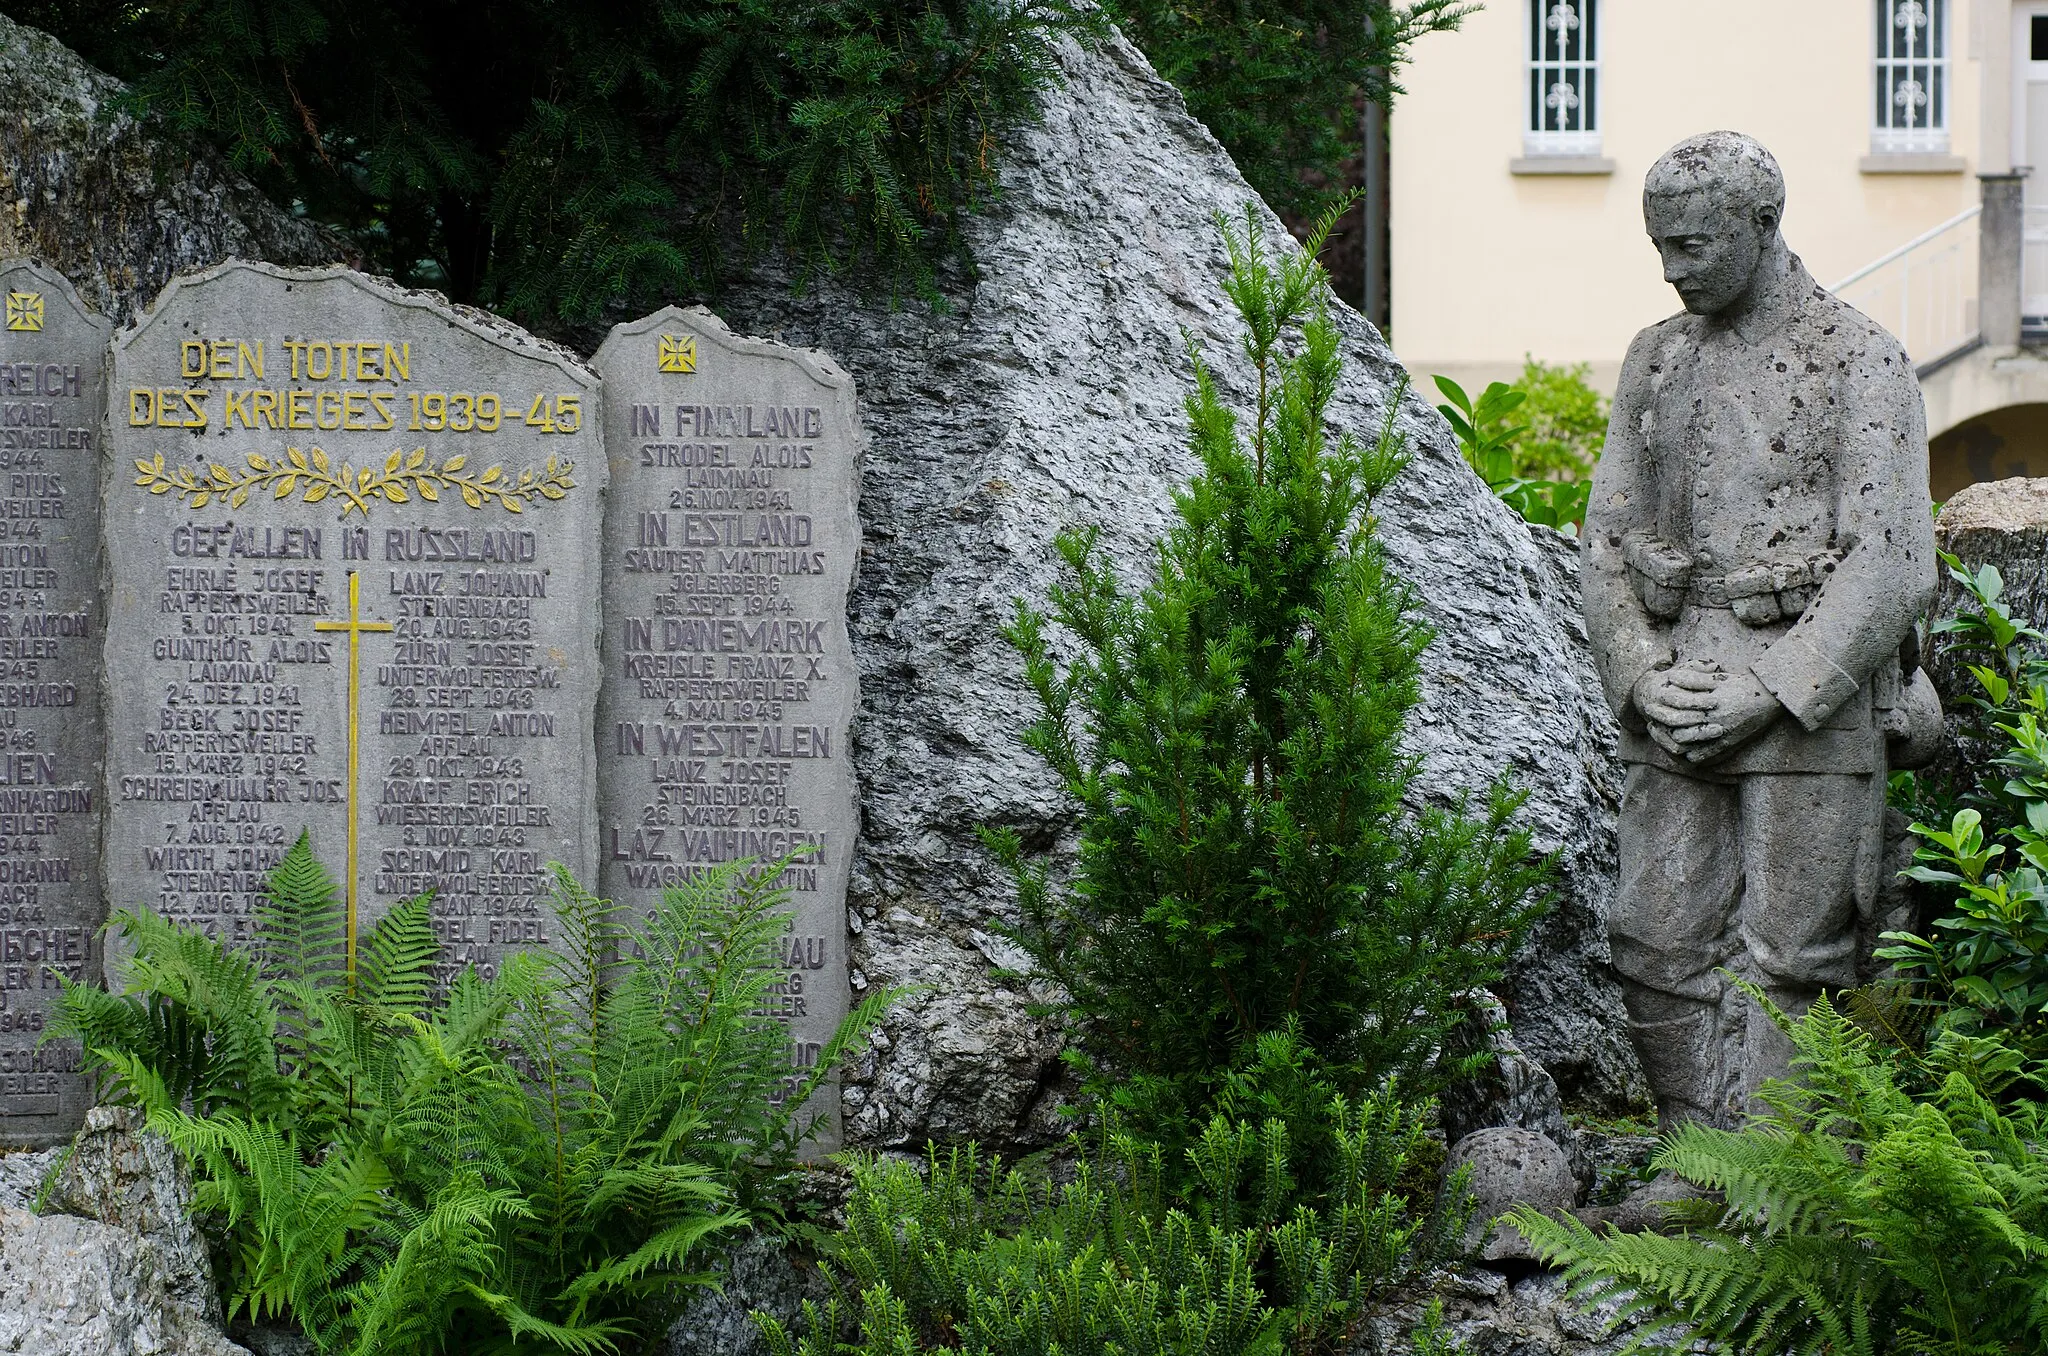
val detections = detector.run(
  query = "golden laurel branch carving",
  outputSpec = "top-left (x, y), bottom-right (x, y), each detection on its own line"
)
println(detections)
top-left (133, 446), bottom-right (575, 517)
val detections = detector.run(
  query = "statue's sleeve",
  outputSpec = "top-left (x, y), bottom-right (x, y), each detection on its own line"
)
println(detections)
top-left (1580, 329), bottom-right (1672, 729)
top-left (1751, 339), bottom-right (1937, 730)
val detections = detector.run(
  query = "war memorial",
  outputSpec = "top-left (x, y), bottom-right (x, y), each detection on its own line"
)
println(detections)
top-left (0, 6), bottom-right (2039, 1355)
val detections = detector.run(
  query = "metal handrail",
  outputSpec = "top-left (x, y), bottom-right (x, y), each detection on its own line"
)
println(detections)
top-left (1830, 205), bottom-right (1981, 291)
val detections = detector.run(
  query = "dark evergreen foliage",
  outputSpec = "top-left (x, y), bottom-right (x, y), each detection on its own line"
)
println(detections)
top-left (758, 1063), bottom-right (1471, 1356)
top-left (985, 207), bottom-right (1547, 1151)
top-left (13, 0), bottom-right (1105, 319)
top-left (1113, 2), bottom-right (1472, 220)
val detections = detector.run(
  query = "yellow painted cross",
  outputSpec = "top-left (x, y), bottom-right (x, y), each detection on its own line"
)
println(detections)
top-left (314, 571), bottom-right (392, 982)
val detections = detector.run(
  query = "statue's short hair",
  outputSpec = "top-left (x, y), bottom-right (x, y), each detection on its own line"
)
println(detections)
top-left (1643, 131), bottom-right (1785, 222)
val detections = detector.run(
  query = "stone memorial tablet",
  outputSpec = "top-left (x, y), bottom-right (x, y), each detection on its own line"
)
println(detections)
top-left (593, 308), bottom-right (857, 1148)
top-left (0, 260), bottom-right (106, 1143)
top-left (106, 264), bottom-right (603, 991)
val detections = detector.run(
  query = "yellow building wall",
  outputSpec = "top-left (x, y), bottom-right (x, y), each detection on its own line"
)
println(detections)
top-left (1392, 0), bottom-right (1984, 397)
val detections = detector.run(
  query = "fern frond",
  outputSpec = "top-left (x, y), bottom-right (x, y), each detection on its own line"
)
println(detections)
top-left (256, 829), bottom-right (347, 992)
top-left (358, 892), bottom-right (438, 1015)
top-left (556, 1209), bottom-right (741, 1311)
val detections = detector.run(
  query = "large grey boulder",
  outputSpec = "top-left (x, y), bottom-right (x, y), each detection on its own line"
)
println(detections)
top-left (45, 1107), bottom-right (220, 1328)
top-left (1445, 1127), bottom-right (1578, 1263)
top-left (0, 1205), bottom-right (248, 1356)
top-left (702, 28), bottom-right (1645, 1143)
top-left (0, 10), bottom-right (341, 324)
top-left (0, 1114), bottom-right (242, 1355)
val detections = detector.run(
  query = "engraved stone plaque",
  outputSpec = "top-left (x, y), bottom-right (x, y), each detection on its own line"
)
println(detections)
top-left (593, 308), bottom-right (858, 1149)
top-left (0, 260), bottom-right (107, 1143)
top-left (105, 264), bottom-right (603, 993)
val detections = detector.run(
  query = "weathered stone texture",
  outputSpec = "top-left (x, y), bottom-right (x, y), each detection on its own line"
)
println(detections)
top-left (1373, 1268), bottom-right (1679, 1355)
top-left (0, 1110), bottom-right (242, 1355)
top-left (0, 11), bottom-right (342, 326)
top-left (0, 1206), bottom-right (247, 1356)
top-left (662, 1231), bottom-right (830, 1356)
top-left (1446, 1127), bottom-right (1577, 1263)
top-left (1933, 476), bottom-right (2048, 643)
top-left (45, 1107), bottom-right (218, 1327)
top-left (1441, 992), bottom-right (1592, 1194)
top-left (702, 28), bottom-right (1643, 1146)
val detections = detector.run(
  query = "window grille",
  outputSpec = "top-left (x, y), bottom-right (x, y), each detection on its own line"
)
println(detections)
top-left (1874, 0), bottom-right (1948, 153)
top-left (1526, 0), bottom-right (1600, 157)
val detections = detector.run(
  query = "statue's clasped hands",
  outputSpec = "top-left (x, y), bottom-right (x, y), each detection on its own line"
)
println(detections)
top-left (1635, 658), bottom-right (1783, 764)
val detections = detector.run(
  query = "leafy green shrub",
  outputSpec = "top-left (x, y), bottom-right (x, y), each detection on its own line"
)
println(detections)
top-left (52, 833), bottom-right (888, 1355)
top-left (1883, 806), bottom-right (2048, 1057)
top-left (1875, 553), bottom-right (2048, 1058)
top-left (16, 0), bottom-right (1107, 317)
top-left (986, 206), bottom-right (1546, 1154)
top-left (1907, 553), bottom-right (2048, 826)
top-left (1511, 988), bottom-right (2048, 1356)
top-left (1508, 357), bottom-right (1607, 482)
top-left (1432, 376), bottom-right (1590, 533)
top-left (756, 1075), bottom-right (1470, 1356)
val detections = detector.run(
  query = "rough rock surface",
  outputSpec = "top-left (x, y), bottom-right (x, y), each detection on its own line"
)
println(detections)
top-left (0, 1205), bottom-right (248, 1356)
top-left (698, 29), bottom-right (1645, 1148)
top-left (1442, 993), bottom-right (1592, 1194)
top-left (663, 1231), bottom-right (831, 1356)
top-left (1932, 476), bottom-right (2048, 658)
top-left (45, 1107), bottom-right (220, 1326)
top-left (1374, 1268), bottom-right (1686, 1355)
top-left (1925, 479), bottom-right (2048, 803)
top-left (0, 1144), bottom-right (60, 1211)
top-left (1446, 1128), bottom-right (1579, 1263)
top-left (0, 1115), bottom-right (246, 1355)
top-left (0, 10), bottom-right (341, 325)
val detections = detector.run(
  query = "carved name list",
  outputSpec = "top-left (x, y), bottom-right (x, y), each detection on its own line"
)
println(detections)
top-left (594, 308), bottom-right (859, 1149)
top-left (105, 264), bottom-right (603, 995)
top-left (0, 261), bottom-right (106, 1141)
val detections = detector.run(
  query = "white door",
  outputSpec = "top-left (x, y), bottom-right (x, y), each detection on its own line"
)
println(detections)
top-left (2016, 6), bottom-right (2048, 332)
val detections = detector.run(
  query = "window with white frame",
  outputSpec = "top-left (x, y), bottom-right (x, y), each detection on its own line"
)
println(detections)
top-left (1526, 0), bottom-right (1600, 157)
top-left (1874, 0), bottom-right (1949, 153)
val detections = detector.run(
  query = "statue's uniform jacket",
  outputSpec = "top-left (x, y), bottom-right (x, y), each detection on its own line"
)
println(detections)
top-left (1580, 256), bottom-right (1935, 1106)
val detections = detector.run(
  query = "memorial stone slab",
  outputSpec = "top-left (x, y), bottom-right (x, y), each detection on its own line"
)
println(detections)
top-left (106, 263), bottom-right (603, 992)
top-left (0, 259), bottom-right (107, 1143)
top-left (593, 308), bottom-right (858, 1148)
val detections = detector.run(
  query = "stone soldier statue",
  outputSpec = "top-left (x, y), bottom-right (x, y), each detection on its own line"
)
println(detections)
top-left (1582, 131), bottom-right (1939, 1129)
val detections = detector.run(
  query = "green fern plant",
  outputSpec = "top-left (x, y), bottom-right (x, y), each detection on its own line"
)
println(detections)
top-left (51, 835), bottom-right (892, 1355)
top-left (755, 1078), bottom-right (1471, 1356)
top-left (1508, 986), bottom-right (2048, 1356)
